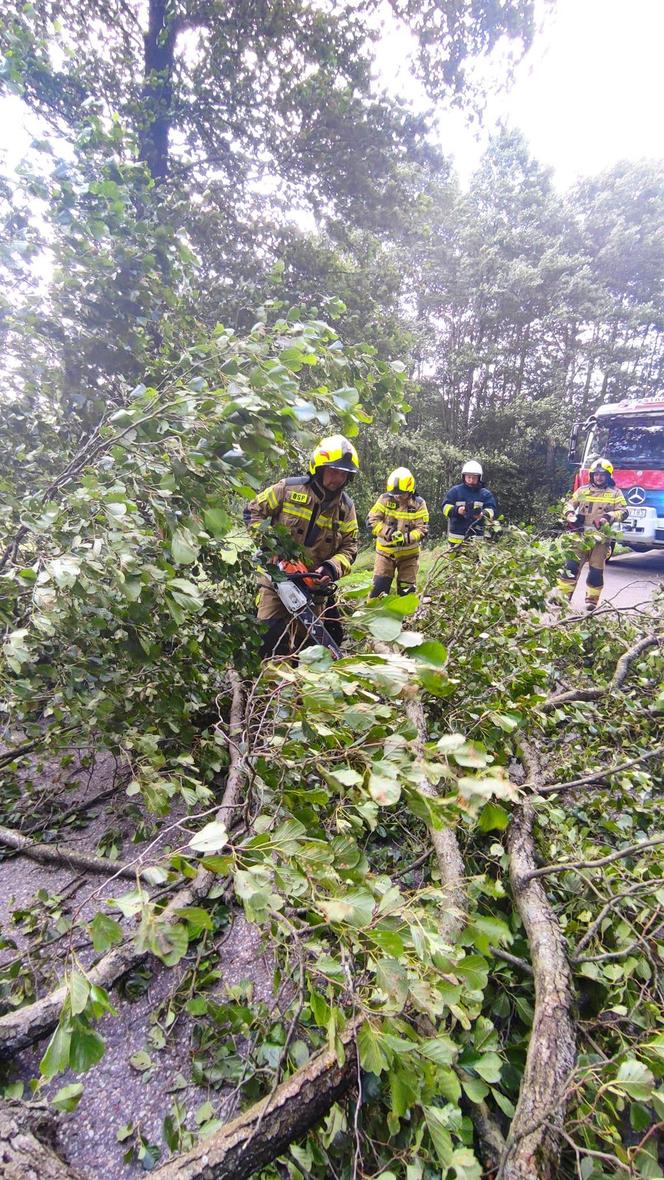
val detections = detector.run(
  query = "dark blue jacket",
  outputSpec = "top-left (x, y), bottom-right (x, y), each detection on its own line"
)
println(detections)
top-left (442, 483), bottom-right (498, 534)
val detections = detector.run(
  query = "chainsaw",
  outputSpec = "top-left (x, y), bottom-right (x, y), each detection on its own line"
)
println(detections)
top-left (271, 569), bottom-right (343, 659)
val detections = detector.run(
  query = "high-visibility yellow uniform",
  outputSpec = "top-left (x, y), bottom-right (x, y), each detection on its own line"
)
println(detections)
top-left (557, 481), bottom-right (628, 609)
top-left (244, 475), bottom-right (359, 648)
top-left (366, 492), bottom-right (429, 598)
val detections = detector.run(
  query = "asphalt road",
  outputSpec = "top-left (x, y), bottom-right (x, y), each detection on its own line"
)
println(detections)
top-left (568, 547), bottom-right (664, 611)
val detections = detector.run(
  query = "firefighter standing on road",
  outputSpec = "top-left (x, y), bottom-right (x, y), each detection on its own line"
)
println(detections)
top-left (557, 457), bottom-right (628, 612)
top-left (442, 461), bottom-right (498, 546)
top-left (244, 435), bottom-right (360, 658)
top-left (367, 467), bottom-right (429, 602)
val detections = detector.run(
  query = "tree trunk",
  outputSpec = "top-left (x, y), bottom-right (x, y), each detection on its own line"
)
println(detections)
top-left (150, 1021), bottom-right (360, 1180)
top-left (140, 0), bottom-right (178, 180)
top-left (0, 1100), bottom-right (82, 1180)
top-left (514, 322), bottom-right (530, 400)
top-left (499, 801), bottom-right (576, 1180)
top-left (406, 698), bottom-right (466, 939)
top-left (0, 824), bottom-right (154, 883)
top-left (544, 435), bottom-right (556, 480)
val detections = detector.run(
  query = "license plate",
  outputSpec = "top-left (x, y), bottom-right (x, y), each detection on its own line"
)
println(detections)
top-left (629, 508), bottom-right (648, 519)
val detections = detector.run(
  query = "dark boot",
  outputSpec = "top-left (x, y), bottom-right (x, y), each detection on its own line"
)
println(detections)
top-left (367, 575), bottom-right (393, 604)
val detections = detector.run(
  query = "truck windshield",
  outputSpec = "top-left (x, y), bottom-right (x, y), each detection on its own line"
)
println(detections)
top-left (585, 418), bottom-right (664, 469)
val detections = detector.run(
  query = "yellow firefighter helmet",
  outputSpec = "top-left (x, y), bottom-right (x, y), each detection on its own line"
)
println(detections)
top-left (386, 467), bottom-right (415, 494)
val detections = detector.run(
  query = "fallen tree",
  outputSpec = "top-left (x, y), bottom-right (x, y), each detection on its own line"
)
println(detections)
top-left (0, 823), bottom-right (157, 883)
top-left (500, 800), bottom-right (576, 1180)
top-left (150, 1021), bottom-right (362, 1180)
top-left (0, 322), bottom-right (661, 1180)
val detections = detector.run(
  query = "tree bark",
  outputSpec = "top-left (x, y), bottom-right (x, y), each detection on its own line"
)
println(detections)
top-left (139, 0), bottom-right (178, 180)
top-left (0, 1099), bottom-right (82, 1179)
top-left (150, 1021), bottom-right (360, 1180)
top-left (498, 801), bottom-right (576, 1180)
top-left (405, 696), bottom-right (466, 940)
top-left (0, 824), bottom-right (155, 883)
top-left (465, 1097), bottom-right (506, 1174)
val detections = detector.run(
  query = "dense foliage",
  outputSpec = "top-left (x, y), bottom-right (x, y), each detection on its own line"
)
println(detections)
top-left (0, 2), bottom-right (663, 1179)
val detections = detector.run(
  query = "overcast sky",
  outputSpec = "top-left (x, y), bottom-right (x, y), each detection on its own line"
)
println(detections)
top-left (1, 0), bottom-right (663, 191)
top-left (432, 0), bottom-right (664, 187)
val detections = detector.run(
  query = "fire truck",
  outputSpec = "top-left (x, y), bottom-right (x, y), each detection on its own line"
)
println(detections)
top-left (568, 397), bottom-right (664, 551)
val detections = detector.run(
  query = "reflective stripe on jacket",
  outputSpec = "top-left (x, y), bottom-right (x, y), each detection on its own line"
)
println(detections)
top-left (366, 493), bottom-right (429, 557)
top-left (244, 475), bottom-right (359, 578)
top-left (442, 483), bottom-right (497, 532)
top-left (563, 483), bottom-right (628, 528)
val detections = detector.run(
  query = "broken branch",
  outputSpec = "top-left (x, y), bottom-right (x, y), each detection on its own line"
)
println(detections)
top-left (150, 1020), bottom-right (361, 1180)
top-left (498, 801), bottom-right (576, 1179)
top-left (0, 824), bottom-right (155, 883)
top-left (542, 634), bottom-right (660, 711)
top-left (523, 834), bottom-right (664, 883)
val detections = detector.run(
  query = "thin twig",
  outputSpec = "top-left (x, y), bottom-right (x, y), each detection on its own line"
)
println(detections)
top-left (537, 746), bottom-right (664, 794)
top-left (523, 835), bottom-right (664, 883)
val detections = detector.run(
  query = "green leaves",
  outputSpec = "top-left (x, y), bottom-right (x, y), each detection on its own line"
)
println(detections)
top-left (369, 765), bottom-right (401, 806)
top-left (319, 889), bottom-right (375, 929)
top-left (39, 977), bottom-right (116, 1081)
top-left (419, 1034), bottom-right (458, 1065)
top-left (423, 1105), bottom-right (454, 1165)
top-left (171, 526), bottom-right (200, 565)
top-left (409, 639), bottom-right (447, 667)
top-left (51, 1082), bottom-right (84, 1112)
top-left (358, 1023), bottom-right (390, 1075)
top-left (608, 1058), bottom-right (655, 1101)
top-left (477, 801), bottom-right (510, 830)
top-left (203, 507), bottom-right (231, 537)
top-left (188, 820), bottom-right (229, 853)
top-left (40, 1020), bottom-right (72, 1080)
top-left (457, 770), bottom-right (518, 815)
top-left (69, 1026), bottom-right (106, 1072)
top-left (331, 385), bottom-right (360, 411)
top-left (3, 629), bottom-right (31, 672)
top-left (368, 615), bottom-right (403, 643)
top-left (374, 957), bottom-right (409, 1012)
top-left (68, 972), bottom-right (90, 1017)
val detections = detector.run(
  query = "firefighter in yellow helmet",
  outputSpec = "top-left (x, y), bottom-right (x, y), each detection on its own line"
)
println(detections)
top-left (244, 435), bottom-right (360, 657)
top-left (366, 467), bottom-right (429, 601)
top-left (557, 458), bottom-right (628, 611)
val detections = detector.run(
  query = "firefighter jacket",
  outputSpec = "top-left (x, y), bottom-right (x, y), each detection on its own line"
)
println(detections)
top-left (367, 492), bottom-right (429, 558)
top-left (442, 483), bottom-right (497, 532)
top-left (244, 475), bottom-right (359, 579)
top-left (563, 481), bottom-right (628, 528)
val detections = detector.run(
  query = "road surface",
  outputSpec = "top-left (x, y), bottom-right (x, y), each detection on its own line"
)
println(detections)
top-left (568, 548), bottom-right (664, 612)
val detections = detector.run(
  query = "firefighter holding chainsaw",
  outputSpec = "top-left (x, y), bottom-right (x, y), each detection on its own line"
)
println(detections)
top-left (367, 467), bottom-right (429, 601)
top-left (442, 460), bottom-right (498, 546)
top-left (244, 435), bottom-right (360, 658)
top-left (556, 457), bottom-right (628, 611)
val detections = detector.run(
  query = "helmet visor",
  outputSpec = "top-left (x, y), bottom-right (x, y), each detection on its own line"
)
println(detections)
top-left (322, 455), bottom-right (357, 474)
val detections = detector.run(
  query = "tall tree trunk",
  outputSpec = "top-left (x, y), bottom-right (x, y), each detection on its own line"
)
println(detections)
top-left (514, 322), bottom-right (530, 399)
top-left (545, 435), bottom-right (556, 480)
top-left (580, 323), bottom-right (599, 416)
top-left (140, 0), bottom-right (178, 180)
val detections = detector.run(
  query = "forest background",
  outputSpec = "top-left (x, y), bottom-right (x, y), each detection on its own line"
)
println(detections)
top-left (0, 4), bottom-right (663, 1180)
top-left (2, 0), bottom-right (664, 534)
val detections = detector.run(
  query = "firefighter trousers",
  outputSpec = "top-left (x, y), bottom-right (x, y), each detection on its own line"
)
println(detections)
top-left (557, 541), bottom-right (611, 610)
top-left (369, 551), bottom-right (419, 601)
